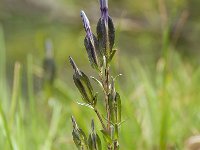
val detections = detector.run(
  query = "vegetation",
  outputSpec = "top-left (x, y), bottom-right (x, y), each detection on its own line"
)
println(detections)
top-left (0, 0), bottom-right (200, 150)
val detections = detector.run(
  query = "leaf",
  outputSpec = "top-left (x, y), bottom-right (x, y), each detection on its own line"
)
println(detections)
top-left (90, 76), bottom-right (103, 90)
top-left (92, 93), bottom-right (98, 107)
top-left (108, 16), bottom-right (115, 51)
top-left (96, 134), bottom-right (102, 150)
top-left (84, 35), bottom-right (103, 69)
top-left (96, 16), bottom-right (115, 58)
top-left (97, 18), bottom-right (107, 56)
top-left (114, 124), bottom-right (119, 140)
top-left (113, 74), bottom-right (123, 81)
top-left (100, 130), bottom-right (112, 145)
top-left (108, 49), bottom-right (117, 63)
top-left (108, 94), bottom-right (115, 123)
top-left (77, 102), bottom-right (94, 109)
top-left (116, 93), bottom-right (121, 123)
top-left (73, 71), bottom-right (95, 104)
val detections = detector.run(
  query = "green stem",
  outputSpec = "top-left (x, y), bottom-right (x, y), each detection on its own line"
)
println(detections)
top-left (94, 108), bottom-right (106, 131)
top-left (0, 101), bottom-right (13, 150)
top-left (9, 62), bottom-right (21, 128)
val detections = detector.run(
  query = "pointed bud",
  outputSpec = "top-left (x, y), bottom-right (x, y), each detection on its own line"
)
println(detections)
top-left (80, 11), bottom-right (103, 70)
top-left (99, 0), bottom-right (108, 23)
top-left (69, 57), bottom-right (96, 106)
top-left (71, 116), bottom-right (88, 149)
top-left (88, 119), bottom-right (102, 150)
top-left (80, 11), bottom-right (93, 40)
top-left (69, 56), bottom-right (82, 75)
top-left (97, 0), bottom-right (115, 60)
top-left (43, 39), bottom-right (56, 85)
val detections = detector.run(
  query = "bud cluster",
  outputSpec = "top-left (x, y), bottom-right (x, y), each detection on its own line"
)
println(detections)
top-left (69, 0), bottom-right (122, 149)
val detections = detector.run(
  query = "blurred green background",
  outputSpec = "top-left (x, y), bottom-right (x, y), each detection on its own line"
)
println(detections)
top-left (0, 0), bottom-right (200, 149)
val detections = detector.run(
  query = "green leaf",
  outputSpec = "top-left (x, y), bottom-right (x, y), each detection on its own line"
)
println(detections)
top-left (114, 124), bottom-right (119, 140)
top-left (116, 93), bottom-right (121, 123)
top-left (108, 94), bottom-right (115, 123)
top-left (73, 71), bottom-right (94, 104)
top-left (100, 130), bottom-right (112, 145)
top-left (113, 74), bottom-right (123, 81)
top-left (84, 35), bottom-right (103, 70)
top-left (108, 49), bottom-right (116, 63)
top-left (76, 102), bottom-right (94, 109)
top-left (90, 76), bottom-right (103, 90)
top-left (96, 18), bottom-right (107, 57)
top-left (108, 16), bottom-right (115, 51)
top-left (96, 16), bottom-right (115, 58)
top-left (96, 134), bottom-right (102, 150)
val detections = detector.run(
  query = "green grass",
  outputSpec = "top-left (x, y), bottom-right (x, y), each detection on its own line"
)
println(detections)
top-left (1, 10), bottom-right (200, 150)
top-left (0, 44), bottom-right (200, 150)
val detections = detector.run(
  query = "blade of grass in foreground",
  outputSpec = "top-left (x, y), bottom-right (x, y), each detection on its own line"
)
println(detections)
top-left (9, 62), bottom-right (21, 128)
top-left (0, 24), bottom-right (7, 105)
top-left (27, 55), bottom-right (36, 119)
top-left (42, 100), bottom-right (62, 150)
top-left (0, 101), bottom-right (13, 150)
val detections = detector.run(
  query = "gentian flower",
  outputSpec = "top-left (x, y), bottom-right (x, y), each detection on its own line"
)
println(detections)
top-left (80, 11), bottom-right (103, 70)
top-left (97, 0), bottom-right (115, 60)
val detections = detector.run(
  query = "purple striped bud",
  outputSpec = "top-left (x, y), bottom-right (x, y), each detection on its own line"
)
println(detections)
top-left (99, 0), bottom-right (108, 24)
top-left (80, 11), bottom-right (103, 70)
top-left (80, 11), bottom-right (93, 40)
top-left (97, 0), bottom-right (115, 60)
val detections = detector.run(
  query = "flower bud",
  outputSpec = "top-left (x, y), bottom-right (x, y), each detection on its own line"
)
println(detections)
top-left (97, 0), bottom-right (115, 60)
top-left (71, 116), bottom-right (88, 149)
top-left (69, 57), bottom-right (96, 106)
top-left (43, 39), bottom-right (56, 85)
top-left (80, 11), bottom-right (103, 70)
top-left (88, 119), bottom-right (102, 150)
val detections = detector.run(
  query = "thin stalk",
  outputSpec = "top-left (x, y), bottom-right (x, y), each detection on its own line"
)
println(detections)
top-left (114, 141), bottom-right (118, 150)
top-left (27, 55), bottom-right (35, 118)
top-left (43, 100), bottom-right (62, 150)
top-left (105, 67), bottom-right (111, 132)
top-left (94, 108), bottom-right (106, 131)
top-left (0, 24), bottom-right (7, 105)
top-left (0, 101), bottom-right (13, 150)
top-left (9, 62), bottom-right (21, 128)
top-left (98, 69), bottom-right (111, 132)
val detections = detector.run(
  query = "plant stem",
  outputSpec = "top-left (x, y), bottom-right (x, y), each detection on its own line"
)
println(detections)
top-left (114, 140), bottom-right (118, 150)
top-left (105, 67), bottom-right (111, 131)
top-left (94, 108), bottom-right (106, 131)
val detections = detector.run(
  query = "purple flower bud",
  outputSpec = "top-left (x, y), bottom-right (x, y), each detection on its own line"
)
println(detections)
top-left (99, 0), bottom-right (108, 24)
top-left (80, 11), bottom-right (103, 70)
top-left (80, 11), bottom-right (93, 40)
